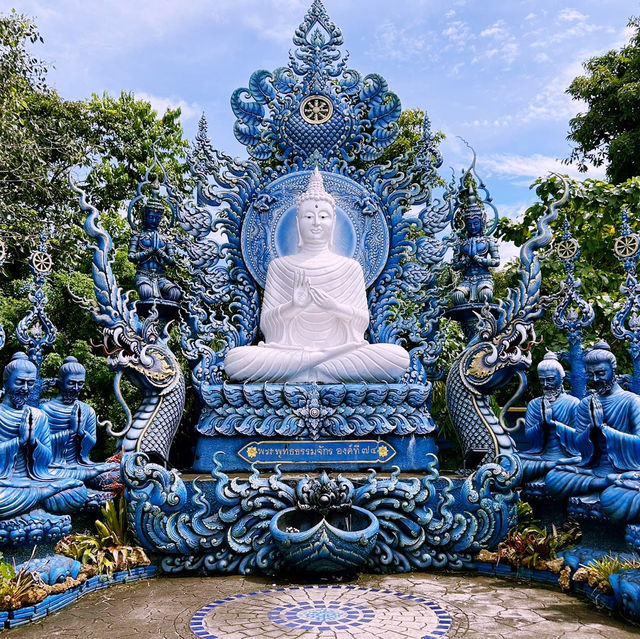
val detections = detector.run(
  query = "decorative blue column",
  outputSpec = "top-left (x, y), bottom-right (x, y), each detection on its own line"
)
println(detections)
top-left (552, 218), bottom-right (594, 399)
top-left (0, 237), bottom-right (5, 352)
top-left (611, 207), bottom-right (640, 394)
top-left (15, 231), bottom-right (57, 404)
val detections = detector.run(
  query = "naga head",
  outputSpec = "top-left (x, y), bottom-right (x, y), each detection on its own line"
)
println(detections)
top-left (94, 312), bottom-right (178, 391)
top-left (461, 306), bottom-right (537, 393)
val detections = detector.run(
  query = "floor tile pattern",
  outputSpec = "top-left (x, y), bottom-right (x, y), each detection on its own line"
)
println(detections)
top-left (189, 585), bottom-right (452, 639)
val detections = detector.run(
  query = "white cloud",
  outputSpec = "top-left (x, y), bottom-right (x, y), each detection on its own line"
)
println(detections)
top-left (461, 116), bottom-right (513, 128)
top-left (534, 52), bottom-right (551, 64)
top-left (520, 59), bottom-right (584, 123)
top-left (370, 22), bottom-right (429, 61)
top-left (480, 20), bottom-right (508, 38)
top-left (558, 8), bottom-right (588, 22)
top-left (480, 152), bottom-right (606, 182)
top-left (474, 19), bottom-right (519, 65)
top-left (442, 20), bottom-right (472, 48)
top-left (525, 13), bottom-right (536, 21)
top-left (134, 92), bottom-right (202, 122)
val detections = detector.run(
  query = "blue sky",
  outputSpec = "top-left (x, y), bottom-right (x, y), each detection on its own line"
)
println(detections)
top-left (7, 0), bottom-right (636, 255)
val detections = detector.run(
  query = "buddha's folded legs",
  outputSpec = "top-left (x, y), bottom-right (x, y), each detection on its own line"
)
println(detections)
top-left (225, 343), bottom-right (410, 383)
top-left (0, 485), bottom-right (46, 519)
top-left (42, 480), bottom-right (89, 514)
top-left (315, 343), bottom-right (410, 383)
top-left (545, 465), bottom-right (614, 499)
top-left (520, 454), bottom-right (581, 483)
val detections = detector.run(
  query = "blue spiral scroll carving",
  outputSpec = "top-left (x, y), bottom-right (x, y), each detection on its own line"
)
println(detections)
top-left (123, 451), bottom-right (520, 575)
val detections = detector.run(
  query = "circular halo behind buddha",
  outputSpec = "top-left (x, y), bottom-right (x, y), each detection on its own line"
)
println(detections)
top-left (242, 170), bottom-right (389, 288)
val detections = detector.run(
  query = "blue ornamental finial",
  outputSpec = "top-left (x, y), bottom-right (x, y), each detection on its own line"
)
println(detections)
top-left (229, 0), bottom-right (401, 164)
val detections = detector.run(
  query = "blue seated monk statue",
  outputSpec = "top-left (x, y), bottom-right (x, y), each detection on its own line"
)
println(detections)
top-left (545, 342), bottom-right (640, 500)
top-left (519, 352), bottom-right (580, 484)
top-left (40, 357), bottom-right (118, 491)
top-left (0, 353), bottom-right (89, 518)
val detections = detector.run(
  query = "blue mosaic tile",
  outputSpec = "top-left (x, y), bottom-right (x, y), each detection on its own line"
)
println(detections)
top-left (189, 585), bottom-right (452, 638)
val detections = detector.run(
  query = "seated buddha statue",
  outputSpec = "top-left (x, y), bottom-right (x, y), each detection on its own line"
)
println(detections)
top-left (545, 342), bottom-right (640, 500)
top-left (40, 357), bottom-right (118, 490)
top-left (0, 353), bottom-right (88, 518)
top-left (518, 353), bottom-right (580, 484)
top-left (224, 169), bottom-right (410, 383)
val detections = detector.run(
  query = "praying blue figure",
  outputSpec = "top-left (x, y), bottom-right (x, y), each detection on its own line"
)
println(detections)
top-left (546, 342), bottom-right (640, 500)
top-left (519, 352), bottom-right (580, 484)
top-left (451, 190), bottom-right (500, 306)
top-left (128, 190), bottom-right (182, 302)
top-left (40, 357), bottom-right (118, 491)
top-left (0, 353), bottom-right (88, 518)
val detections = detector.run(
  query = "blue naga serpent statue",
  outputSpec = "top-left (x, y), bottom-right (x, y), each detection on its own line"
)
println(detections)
top-left (71, 180), bottom-right (186, 461)
top-left (446, 178), bottom-right (569, 466)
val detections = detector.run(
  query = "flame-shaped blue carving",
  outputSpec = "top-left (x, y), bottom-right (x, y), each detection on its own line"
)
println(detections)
top-left (231, 0), bottom-right (400, 164)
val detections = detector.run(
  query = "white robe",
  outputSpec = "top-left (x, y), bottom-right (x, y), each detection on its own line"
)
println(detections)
top-left (224, 251), bottom-right (410, 383)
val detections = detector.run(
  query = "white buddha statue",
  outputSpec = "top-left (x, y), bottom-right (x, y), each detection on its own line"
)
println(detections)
top-left (224, 169), bottom-right (410, 384)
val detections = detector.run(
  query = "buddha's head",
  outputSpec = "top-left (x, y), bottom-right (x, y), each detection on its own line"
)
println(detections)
top-left (537, 352), bottom-right (565, 401)
top-left (141, 189), bottom-right (165, 231)
top-left (2, 353), bottom-right (36, 409)
top-left (296, 168), bottom-right (336, 250)
top-left (585, 341), bottom-right (617, 396)
top-left (57, 356), bottom-right (86, 404)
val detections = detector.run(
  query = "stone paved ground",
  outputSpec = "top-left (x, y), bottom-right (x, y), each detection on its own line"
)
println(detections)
top-left (6, 572), bottom-right (639, 639)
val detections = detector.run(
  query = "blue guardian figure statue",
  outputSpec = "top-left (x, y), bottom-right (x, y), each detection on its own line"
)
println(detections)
top-left (40, 357), bottom-right (118, 491)
top-left (546, 342), bottom-right (640, 500)
top-left (0, 353), bottom-right (89, 518)
top-left (519, 352), bottom-right (581, 485)
top-left (451, 190), bottom-right (500, 306)
top-left (128, 188), bottom-right (182, 303)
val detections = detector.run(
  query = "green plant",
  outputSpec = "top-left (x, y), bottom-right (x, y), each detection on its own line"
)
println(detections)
top-left (585, 554), bottom-right (640, 581)
top-left (497, 520), bottom-right (581, 569)
top-left (56, 496), bottom-right (149, 576)
top-left (515, 501), bottom-right (539, 533)
top-left (0, 567), bottom-right (36, 611)
top-left (95, 496), bottom-right (128, 546)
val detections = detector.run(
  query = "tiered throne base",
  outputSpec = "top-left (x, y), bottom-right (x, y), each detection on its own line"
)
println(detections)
top-left (194, 382), bottom-right (437, 472)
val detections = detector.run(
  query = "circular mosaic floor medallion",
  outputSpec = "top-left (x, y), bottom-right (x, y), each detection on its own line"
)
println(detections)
top-left (190, 585), bottom-right (452, 639)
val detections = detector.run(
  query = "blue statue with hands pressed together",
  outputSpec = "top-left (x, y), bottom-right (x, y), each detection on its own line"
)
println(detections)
top-left (0, 352), bottom-right (117, 544)
top-left (40, 356), bottom-right (117, 490)
top-left (519, 352), bottom-right (580, 484)
top-left (543, 342), bottom-right (640, 500)
top-left (0, 353), bottom-right (89, 518)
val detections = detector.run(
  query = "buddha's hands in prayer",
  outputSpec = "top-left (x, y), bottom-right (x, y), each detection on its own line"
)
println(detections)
top-left (309, 287), bottom-right (351, 321)
top-left (541, 398), bottom-right (554, 426)
top-left (292, 271), bottom-right (312, 308)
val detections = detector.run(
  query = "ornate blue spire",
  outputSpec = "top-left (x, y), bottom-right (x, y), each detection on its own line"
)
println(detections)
top-left (231, 0), bottom-right (401, 164)
top-left (552, 216), bottom-right (594, 398)
top-left (16, 231), bottom-right (57, 403)
top-left (611, 206), bottom-right (640, 393)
